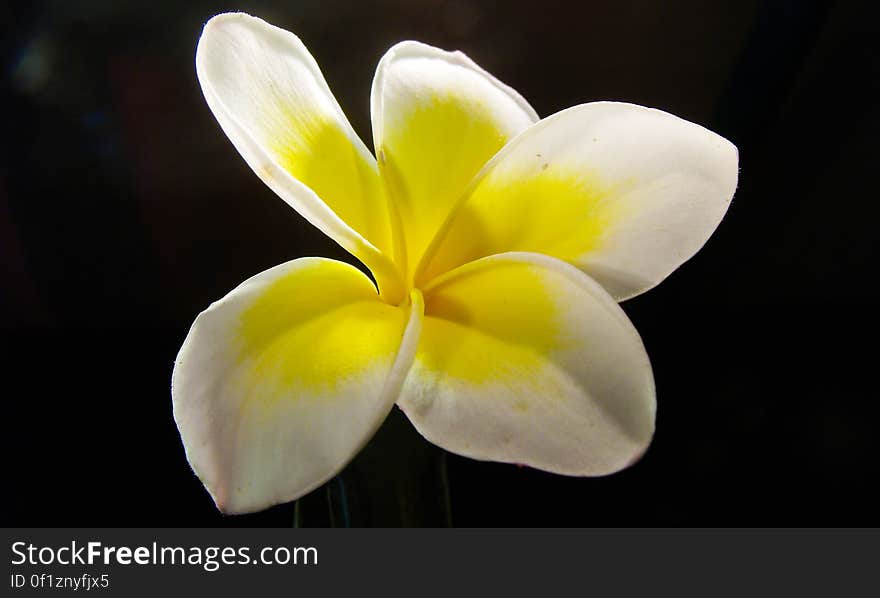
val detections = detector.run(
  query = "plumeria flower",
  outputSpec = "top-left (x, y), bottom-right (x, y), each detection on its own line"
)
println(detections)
top-left (172, 12), bottom-right (738, 514)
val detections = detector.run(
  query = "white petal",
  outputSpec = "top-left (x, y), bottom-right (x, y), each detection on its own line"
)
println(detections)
top-left (172, 258), bottom-right (420, 513)
top-left (370, 40), bottom-right (538, 280)
top-left (400, 252), bottom-right (655, 476)
top-left (420, 102), bottom-right (738, 300)
top-left (196, 13), bottom-right (402, 300)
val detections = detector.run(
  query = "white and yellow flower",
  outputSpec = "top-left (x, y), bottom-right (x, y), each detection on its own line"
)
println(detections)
top-left (172, 13), bottom-right (738, 514)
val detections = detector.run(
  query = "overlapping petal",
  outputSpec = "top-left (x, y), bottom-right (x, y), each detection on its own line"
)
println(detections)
top-left (417, 102), bottom-right (739, 300)
top-left (371, 41), bottom-right (538, 280)
top-left (196, 13), bottom-right (403, 300)
top-left (399, 252), bottom-right (656, 475)
top-left (172, 258), bottom-right (421, 514)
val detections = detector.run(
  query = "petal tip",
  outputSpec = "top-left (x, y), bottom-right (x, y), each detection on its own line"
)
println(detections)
top-left (203, 11), bottom-right (258, 28)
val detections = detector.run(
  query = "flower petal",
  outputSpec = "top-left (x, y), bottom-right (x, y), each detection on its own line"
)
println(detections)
top-left (399, 252), bottom-right (655, 476)
top-left (196, 13), bottom-right (403, 301)
top-left (371, 41), bottom-right (538, 280)
top-left (418, 102), bottom-right (738, 300)
top-left (172, 258), bottom-right (421, 514)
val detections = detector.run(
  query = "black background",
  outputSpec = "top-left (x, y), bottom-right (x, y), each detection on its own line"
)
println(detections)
top-left (3, 0), bottom-right (878, 526)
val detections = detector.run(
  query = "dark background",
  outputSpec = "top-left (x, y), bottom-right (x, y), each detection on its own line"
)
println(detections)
top-left (3, 0), bottom-right (878, 526)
